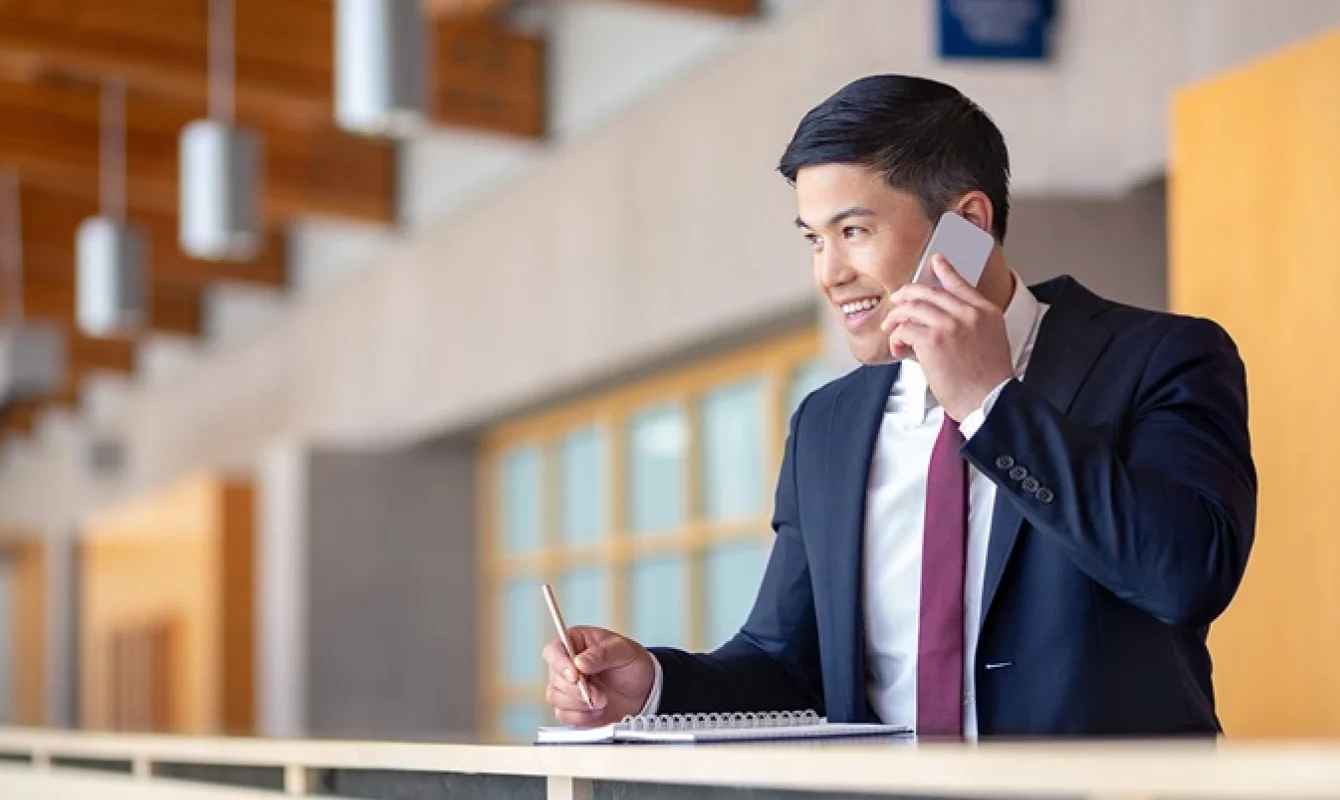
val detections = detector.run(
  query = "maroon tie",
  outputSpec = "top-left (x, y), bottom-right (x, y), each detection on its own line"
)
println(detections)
top-left (916, 414), bottom-right (968, 738)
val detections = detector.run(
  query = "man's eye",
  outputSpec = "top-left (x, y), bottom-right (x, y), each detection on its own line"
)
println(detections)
top-left (843, 226), bottom-right (867, 239)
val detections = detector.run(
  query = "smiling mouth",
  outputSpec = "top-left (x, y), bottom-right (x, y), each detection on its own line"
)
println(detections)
top-left (837, 296), bottom-right (882, 331)
top-left (839, 297), bottom-right (880, 315)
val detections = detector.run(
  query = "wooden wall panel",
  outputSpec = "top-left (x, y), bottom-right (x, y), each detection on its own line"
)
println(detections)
top-left (1170, 29), bottom-right (1340, 737)
top-left (10, 541), bottom-right (45, 726)
top-left (219, 480), bottom-right (256, 736)
top-left (80, 474), bottom-right (256, 735)
top-left (108, 619), bottom-right (174, 732)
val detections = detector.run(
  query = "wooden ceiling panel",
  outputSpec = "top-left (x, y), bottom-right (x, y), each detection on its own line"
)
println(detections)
top-left (16, 195), bottom-right (287, 291)
top-left (0, 330), bottom-right (136, 439)
top-left (0, 182), bottom-right (272, 335)
top-left (0, 75), bottom-right (397, 225)
top-left (632, 0), bottom-right (759, 14)
top-left (148, 282), bottom-right (204, 337)
top-left (0, 0), bottom-right (334, 127)
top-left (433, 20), bottom-right (545, 138)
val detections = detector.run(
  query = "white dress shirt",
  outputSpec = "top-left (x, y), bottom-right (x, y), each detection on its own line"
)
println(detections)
top-left (640, 274), bottom-right (1047, 738)
top-left (864, 274), bottom-right (1045, 738)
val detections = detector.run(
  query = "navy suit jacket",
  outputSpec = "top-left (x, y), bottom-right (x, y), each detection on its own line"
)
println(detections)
top-left (650, 276), bottom-right (1257, 736)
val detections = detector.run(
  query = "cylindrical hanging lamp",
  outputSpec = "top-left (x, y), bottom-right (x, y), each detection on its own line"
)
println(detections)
top-left (335, 0), bottom-right (427, 136)
top-left (180, 0), bottom-right (263, 261)
top-left (1, 170), bottom-right (67, 403)
top-left (76, 78), bottom-right (147, 337)
top-left (76, 220), bottom-right (145, 337)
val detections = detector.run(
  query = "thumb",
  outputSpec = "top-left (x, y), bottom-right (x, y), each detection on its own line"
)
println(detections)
top-left (574, 634), bottom-right (635, 675)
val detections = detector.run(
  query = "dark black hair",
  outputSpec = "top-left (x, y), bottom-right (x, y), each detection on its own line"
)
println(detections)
top-left (778, 74), bottom-right (1011, 242)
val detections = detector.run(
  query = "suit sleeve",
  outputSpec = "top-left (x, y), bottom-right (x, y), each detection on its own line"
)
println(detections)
top-left (962, 316), bottom-right (1257, 627)
top-left (648, 395), bottom-right (824, 714)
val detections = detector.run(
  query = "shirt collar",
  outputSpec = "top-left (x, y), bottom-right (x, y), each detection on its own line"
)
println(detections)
top-left (1001, 270), bottom-right (1041, 373)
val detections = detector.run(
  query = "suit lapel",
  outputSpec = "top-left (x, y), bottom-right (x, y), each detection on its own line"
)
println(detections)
top-left (826, 361), bottom-right (897, 722)
top-left (979, 277), bottom-right (1114, 623)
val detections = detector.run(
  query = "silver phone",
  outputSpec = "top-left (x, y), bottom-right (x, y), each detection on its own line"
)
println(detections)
top-left (910, 211), bottom-right (995, 289)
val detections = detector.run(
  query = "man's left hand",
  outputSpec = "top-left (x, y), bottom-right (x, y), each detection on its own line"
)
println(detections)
top-left (881, 255), bottom-right (1015, 422)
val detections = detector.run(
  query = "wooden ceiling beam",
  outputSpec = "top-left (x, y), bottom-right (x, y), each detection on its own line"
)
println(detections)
top-left (423, 0), bottom-right (514, 18)
top-left (0, 329), bottom-right (137, 440)
top-left (0, 278), bottom-right (203, 339)
top-left (0, 0), bottom-right (548, 142)
top-left (0, 0), bottom-right (335, 129)
top-left (433, 19), bottom-right (546, 138)
top-left (0, 75), bottom-right (397, 225)
top-left (629, 0), bottom-right (759, 14)
top-left (14, 183), bottom-right (287, 290)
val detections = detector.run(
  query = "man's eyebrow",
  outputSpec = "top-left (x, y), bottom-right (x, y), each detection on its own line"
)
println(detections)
top-left (794, 206), bottom-right (877, 229)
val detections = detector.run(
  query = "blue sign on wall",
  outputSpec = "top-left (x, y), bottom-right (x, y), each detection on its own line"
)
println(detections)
top-left (938, 0), bottom-right (1057, 61)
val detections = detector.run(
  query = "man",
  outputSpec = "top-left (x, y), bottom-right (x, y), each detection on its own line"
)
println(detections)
top-left (542, 75), bottom-right (1256, 737)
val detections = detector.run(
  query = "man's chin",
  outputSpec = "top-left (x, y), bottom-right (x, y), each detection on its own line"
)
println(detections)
top-left (849, 340), bottom-right (898, 366)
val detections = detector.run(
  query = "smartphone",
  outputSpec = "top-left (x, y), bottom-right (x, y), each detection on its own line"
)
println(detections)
top-left (909, 211), bottom-right (995, 289)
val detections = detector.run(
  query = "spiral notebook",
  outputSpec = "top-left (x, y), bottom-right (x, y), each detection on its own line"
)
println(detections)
top-left (535, 710), bottom-right (909, 744)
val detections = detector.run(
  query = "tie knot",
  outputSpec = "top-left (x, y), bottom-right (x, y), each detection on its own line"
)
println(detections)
top-left (935, 413), bottom-right (965, 449)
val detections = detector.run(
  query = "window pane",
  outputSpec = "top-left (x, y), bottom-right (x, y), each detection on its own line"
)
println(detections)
top-left (705, 539), bottom-right (771, 649)
top-left (628, 555), bottom-right (687, 648)
top-left (498, 444), bottom-right (544, 555)
top-left (626, 404), bottom-right (687, 535)
top-left (559, 426), bottom-right (605, 546)
top-left (559, 566), bottom-right (609, 629)
top-left (499, 703), bottom-right (544, 742)
top-left (787, 359), bottom-right (829, 419)
top-left (499, 578), bottom-right (544, 683)
top-left (700, 378), bottom-right (765, 521)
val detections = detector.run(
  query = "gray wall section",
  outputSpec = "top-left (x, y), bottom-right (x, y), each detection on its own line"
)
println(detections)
top-left (305, 441), bottom-right (478, 741)
top-left (44, 530), bottom-right (79, 728)
top-left (0, 556), bottom-right (13, 723)
top-left (1006, 179), bottom-right (1169, 311)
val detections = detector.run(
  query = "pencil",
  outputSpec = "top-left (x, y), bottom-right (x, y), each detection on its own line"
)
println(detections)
top-left (541, 583), bottom-right (595, 710)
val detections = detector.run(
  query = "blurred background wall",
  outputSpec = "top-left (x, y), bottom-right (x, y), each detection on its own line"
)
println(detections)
top-left (0, 0), bottom-right (1337, 743)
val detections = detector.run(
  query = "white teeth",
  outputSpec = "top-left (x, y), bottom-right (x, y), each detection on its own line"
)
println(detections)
top-left (841, 297), bottom-right (879, 314)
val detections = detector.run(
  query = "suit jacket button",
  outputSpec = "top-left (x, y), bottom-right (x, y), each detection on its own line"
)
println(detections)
top-left (1008, 465), bottom-right (1028, 482)
top-left (1036, 487), bottom-right (1055, 504)
top-left (1021, 476), bottom-right (1040, 493)
top-left (995, 455), bottom-right (1015, 470)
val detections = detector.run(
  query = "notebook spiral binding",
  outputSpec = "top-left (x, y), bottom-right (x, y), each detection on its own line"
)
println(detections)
top-left (620, 710), bottom-right (824, 732)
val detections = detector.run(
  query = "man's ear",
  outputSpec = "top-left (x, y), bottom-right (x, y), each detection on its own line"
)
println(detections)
top-left (954, 191), bottom-right (994, 235)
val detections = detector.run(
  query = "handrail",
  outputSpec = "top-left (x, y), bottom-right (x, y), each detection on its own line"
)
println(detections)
top-left (2, 727), bottom-right (1340, 799)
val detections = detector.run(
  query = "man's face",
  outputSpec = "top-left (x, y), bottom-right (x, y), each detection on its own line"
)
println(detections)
top-left (794, 164), bottom-right (935, 365)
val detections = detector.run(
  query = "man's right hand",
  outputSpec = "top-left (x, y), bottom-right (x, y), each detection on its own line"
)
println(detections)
top-left (542, 626), bottom-right (655, 727)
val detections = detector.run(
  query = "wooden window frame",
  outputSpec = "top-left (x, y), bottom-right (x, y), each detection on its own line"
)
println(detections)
top-left (478, 328), bottom-right (822, 741)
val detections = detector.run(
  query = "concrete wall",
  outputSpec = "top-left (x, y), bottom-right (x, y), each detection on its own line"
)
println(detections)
top-left (1007, 179), bottom-right (1169, 313)
top-left (42, 530), bottom-right (79, 728)
top-left (255, 441), bottom-right (309, 739)
top-left (303, 442), bottom-right (478, 741)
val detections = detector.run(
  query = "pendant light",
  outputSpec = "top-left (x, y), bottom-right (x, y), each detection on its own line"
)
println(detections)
top-left (77, 78), bottom-right (147, 337)
top-left (335, 0), bottom-right (427, 136)
top-left (0, 169), bottom-right (66, 404)
top-left (180, 0), bottom-right (262, 261)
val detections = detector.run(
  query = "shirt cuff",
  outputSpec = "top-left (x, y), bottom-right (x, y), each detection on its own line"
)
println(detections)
top-left (638, 654), bottom-right (664, 716)
top-left (959, 378), bottom-right (1013, 440)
